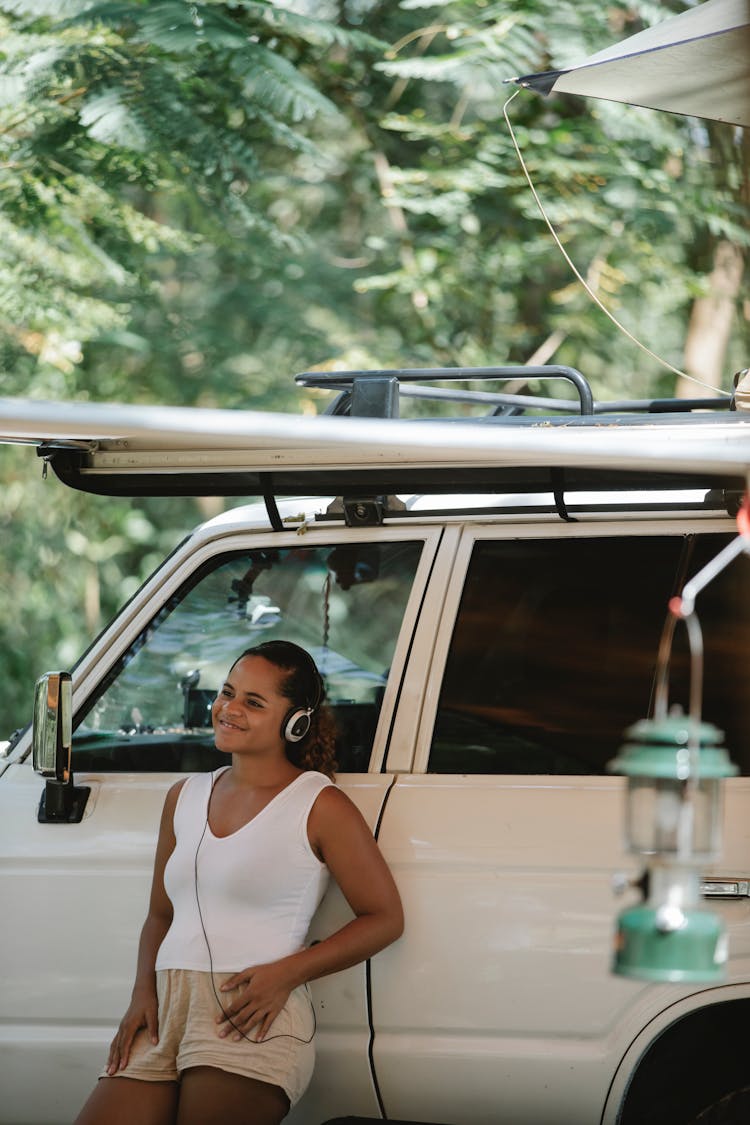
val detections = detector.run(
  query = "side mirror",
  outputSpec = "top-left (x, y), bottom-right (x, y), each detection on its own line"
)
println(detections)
top-left (33, 671), bottom-right (72, 778)
top-left (32, 672), bottom-right (89, 823)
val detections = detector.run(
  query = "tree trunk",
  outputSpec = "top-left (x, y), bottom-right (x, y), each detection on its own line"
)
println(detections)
top-left (676, 240), bottom-right (745, 397)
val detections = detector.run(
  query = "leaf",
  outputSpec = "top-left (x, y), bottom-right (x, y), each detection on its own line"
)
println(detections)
top-left (61, 1), bottom-right (242, 51)
top-left (0, 75), bottom-right (26, 106)
top-left (131, 2), bottom-right (249, 53)
top-left (230, 42), bottom-right (339, 122)
top-left (79, 87), bottom-right (147, 150)
top-left (0, 0), bottom-right (95, 17)
top-left (215, 0), bottom-right (385, 52)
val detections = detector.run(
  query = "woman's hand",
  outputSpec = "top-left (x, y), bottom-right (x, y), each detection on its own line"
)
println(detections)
top-left (106, 984), bottom-right (159, 1074)
top-left (217, 959), bottom-right (297, 1042)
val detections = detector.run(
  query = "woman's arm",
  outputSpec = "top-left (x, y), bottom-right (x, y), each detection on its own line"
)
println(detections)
top-left (218, 786), bottom-right (403, 1040)
top-left (106, 779), bottom-right (184, 1073)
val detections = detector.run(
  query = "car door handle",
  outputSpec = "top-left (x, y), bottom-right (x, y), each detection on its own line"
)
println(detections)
top-left (701, 878), bottom-right (750, 898)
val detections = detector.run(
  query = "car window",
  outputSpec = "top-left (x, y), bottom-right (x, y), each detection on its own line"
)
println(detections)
top-left (428, 533), bottom-right (750, 776)
top-left (73, 540), bottom-right (423, 772)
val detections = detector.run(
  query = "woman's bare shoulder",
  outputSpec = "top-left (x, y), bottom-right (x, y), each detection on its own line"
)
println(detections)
top-left (160, 776), bottom-right (190, 821)
top-left (308, 783), bottom-right (373, 845)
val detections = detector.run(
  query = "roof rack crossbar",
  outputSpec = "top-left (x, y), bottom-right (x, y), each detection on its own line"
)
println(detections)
top-left (394, 388), bottom-right (733, 415)
top-left (296, 365), bottom-right (594, 417)
top-left (594, 397), bottom-right (731, 414)
top-left (396, 384), bottom-right (584, 413)
top-left (297, 367), bottom-right (735, 422)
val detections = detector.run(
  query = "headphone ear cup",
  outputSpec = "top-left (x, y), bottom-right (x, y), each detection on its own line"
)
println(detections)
top-left (283, 708), bottom-right (312, 743)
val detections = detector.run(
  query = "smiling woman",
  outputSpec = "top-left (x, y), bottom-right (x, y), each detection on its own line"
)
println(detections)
top-left (73, 640), bottom-right (404, 1125)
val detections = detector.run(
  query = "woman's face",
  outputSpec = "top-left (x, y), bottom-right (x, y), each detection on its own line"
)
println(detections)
top-left (211, 655), bottom-right (291, 757)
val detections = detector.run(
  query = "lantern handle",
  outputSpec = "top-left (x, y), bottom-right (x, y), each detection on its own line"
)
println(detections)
top-left (652, 607), bottom-right (703, 735)
top-left (676, 539), bottom-right (750, 619)
top-left (654, 491), bottom-right (750, 734)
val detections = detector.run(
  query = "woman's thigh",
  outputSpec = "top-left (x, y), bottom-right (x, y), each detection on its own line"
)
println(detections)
top-left (74, 1076), bottom-right (179, 1125)
top-left (176, 1066), bottom-right (290, 1125)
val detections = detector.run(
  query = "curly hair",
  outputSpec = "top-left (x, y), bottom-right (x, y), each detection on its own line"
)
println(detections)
top-left (232, 640), bottom-right (337, 780)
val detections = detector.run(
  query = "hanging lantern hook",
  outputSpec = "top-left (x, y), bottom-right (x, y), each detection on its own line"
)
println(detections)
top-left (656, 490), bottom-right (750, 724)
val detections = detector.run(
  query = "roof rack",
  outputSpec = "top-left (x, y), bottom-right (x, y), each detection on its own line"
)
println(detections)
top-left (295, 366), bottom-right (731, 421)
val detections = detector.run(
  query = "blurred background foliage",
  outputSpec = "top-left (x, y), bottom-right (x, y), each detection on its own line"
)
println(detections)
top-left (0, 0), bottom-right (748, 733)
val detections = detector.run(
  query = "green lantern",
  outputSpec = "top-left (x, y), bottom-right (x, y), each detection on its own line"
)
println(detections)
top-left (608, 715), bottom-right (737, 982)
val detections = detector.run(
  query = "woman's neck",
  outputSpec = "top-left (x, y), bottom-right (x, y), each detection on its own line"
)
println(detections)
top-left (225, 751), bottom-right (301, 790)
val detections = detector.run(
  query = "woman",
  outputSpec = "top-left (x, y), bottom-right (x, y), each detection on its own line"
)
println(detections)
top-left (75, 639), bottom-right (404, 1125)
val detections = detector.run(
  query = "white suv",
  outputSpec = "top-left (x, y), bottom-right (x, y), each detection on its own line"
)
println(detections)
top-left (1, 368), bottom-right (750, 1125)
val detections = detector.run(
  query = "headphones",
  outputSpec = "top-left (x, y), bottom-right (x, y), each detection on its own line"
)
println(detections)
top-left (284, 708), bottom-right (315, 743)
top-left (277, 643), bottom-right (323, 744)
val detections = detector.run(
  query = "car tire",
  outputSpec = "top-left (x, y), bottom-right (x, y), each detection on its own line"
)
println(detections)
top-left (688, 1087), bottom-right (750, 1124)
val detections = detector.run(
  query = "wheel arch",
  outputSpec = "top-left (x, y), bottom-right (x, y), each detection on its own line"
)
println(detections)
top-left (608, 990), bottom-right (750, 1125)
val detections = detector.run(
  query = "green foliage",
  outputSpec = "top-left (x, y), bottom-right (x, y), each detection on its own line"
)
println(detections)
top-left (336, 0), bottom-right (749, 400)
top-left (0, 0), bottom-right (378, 394)
top-left (0, 442), bottom-right (210, 734)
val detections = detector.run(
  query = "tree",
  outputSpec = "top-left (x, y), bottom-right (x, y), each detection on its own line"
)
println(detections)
top-left (0, 441), bottom-right (206, 736)
top-left (337, 0), bottom-right (749, 402)
top-left (0, 0), bottom-right (381, 405)
top-left (676, 122), bottom-right (749, 395)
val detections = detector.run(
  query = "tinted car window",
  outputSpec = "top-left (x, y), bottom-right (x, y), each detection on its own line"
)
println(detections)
top-left (73, 541), bottom-right (423, 772)
top-left (429, 533), bottom-right (750, 775)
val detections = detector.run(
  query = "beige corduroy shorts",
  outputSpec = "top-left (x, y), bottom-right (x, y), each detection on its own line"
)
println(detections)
top-left (101, 968), bottom-right (316, 1107)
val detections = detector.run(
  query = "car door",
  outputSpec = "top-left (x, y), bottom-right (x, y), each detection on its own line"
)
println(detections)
top-left (373, 518), bottom-right (750, 1125)
top-left (0, 519), bottom-right (442, 1125)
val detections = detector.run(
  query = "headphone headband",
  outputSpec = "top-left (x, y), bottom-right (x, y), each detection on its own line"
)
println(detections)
top-left (288, 643), bottom-right (323, 713)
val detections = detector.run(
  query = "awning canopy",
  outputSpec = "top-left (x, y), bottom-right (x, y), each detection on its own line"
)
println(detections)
top-left (512, 0), bottom-right (750, 127)
top-left (0, 396), bottom-right (749, 497)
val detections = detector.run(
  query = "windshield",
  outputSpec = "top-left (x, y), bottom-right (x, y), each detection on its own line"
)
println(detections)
top-left (73, 540), bottom-right (423, 772)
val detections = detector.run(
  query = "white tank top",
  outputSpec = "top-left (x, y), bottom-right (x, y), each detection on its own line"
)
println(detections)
top-left (156, 767), bottom-right (333, 972)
